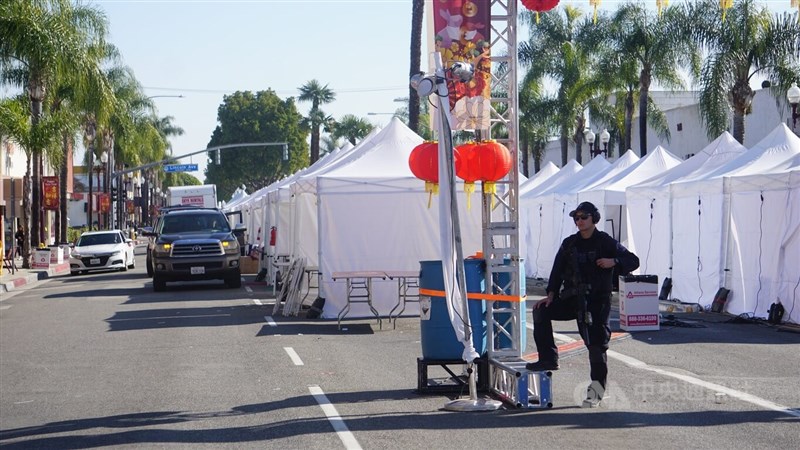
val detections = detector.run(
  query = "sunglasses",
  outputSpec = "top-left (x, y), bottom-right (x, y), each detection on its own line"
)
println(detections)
top-left (573, 214), bottom-right (591, 222)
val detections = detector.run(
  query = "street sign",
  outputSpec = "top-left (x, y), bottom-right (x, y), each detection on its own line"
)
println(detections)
top-left (164, 164), bottom-right (198, 173)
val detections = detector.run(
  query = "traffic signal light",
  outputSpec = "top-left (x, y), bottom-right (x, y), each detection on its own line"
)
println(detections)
top-left (215, 149), bottom-right (221, 165)
top-left (111, 186), bottom-right (118, 202)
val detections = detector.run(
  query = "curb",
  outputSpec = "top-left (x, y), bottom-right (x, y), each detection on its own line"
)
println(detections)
top-left (0, 263), bottom-right (70, 294)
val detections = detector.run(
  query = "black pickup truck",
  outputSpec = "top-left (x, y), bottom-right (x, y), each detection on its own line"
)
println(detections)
top-left (142, 207), bottom-right (246, 292)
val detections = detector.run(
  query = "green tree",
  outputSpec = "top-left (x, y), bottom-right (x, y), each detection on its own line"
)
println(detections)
top-left (519, 6), bottom-right (600, 165)
top-left (683, 0), bottom-right (800, 144)
top-left (298, 79), bottom-right (335, 164)
top-left (607, 3), bottom-right (699, 155)
top-left (205, 90), bottom-right (308, 201)
top-left (0, 95), bottom-right (70, 266)
top-left (0, 0), bottom-right (111, 246)
top-left (331, 114), bottom-right (374, 146)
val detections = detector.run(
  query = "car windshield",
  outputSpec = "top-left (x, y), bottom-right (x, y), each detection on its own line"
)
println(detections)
top-left (159, 214), bottom-right (230, 234)
top-left (78, 233), bottom-right (121, 246)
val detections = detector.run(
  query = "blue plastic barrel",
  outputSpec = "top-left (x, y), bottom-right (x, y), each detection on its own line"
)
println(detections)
top-left (494, 260), bottom-right (527, 350)
top-left (419, 259), bottom-right (486, 360)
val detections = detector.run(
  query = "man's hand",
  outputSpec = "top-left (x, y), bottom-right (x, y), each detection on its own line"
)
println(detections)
top-left (534, 294), bottom-right (554, 309)
top-left (596, 258), bottom-right (616, 269)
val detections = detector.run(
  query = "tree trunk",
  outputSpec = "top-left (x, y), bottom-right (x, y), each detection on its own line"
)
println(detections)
top-left (560, 125), bottom-right (569, 166)
top-left (22, 164), bottom-right (32, 269)
top-left (520, 136), bottom-right (530, 177)
top-left (310, 126), bottom-right (320, 164)
top-left (574, 116), bottom-right (586, 164)
top-left (638, 69), bottom-right (651, 156)
top-left (409, 0), bottom-right (424, 134)
top-left (624, 90), bottom-right (634, 152)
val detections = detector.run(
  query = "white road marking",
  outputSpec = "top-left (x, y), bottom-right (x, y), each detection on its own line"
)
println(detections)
top-left (608, 350), bottom-right (800, 418)
top-left (527, 322), bottom-right (798, 418)
top-left (245, 286), bottom-right (252, 293)
top-left (253, 299), bottom-right (262, 306)
top-left (308, 385), bottom-right (362, 450)
top-left (284, 347), bottom-right (304, 366)
top-left (264, 316), bottom-right (277, 326)
top-left (0, 305), bottom-right (11, 310)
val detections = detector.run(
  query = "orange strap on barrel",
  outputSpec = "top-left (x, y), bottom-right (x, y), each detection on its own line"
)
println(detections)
top-left (419, 288), bottom-right (526, 303)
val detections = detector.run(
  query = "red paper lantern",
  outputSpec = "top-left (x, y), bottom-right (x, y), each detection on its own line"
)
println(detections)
top-left (454, 142), bottom-right (480, 183)
top-left (520, 0), bottom-right (559, 12)
top-left (521, 0), bottom-right (559, 23)
top-left (473, 140), bottom-right (512, 183)
top-left (408, 141), bottom-right (439, 183)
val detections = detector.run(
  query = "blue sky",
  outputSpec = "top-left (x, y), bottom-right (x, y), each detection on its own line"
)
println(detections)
top-left (93, 0), bottom-right (796, 186)
top-left (96, 0), bottom-right (421, 182)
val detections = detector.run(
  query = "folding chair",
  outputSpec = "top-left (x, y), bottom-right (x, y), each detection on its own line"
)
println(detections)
top-left (3, 246), bottom-right (17, 274)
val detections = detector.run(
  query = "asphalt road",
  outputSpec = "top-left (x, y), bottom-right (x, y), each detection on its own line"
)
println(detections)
top-left (1, 248), bottom-right (798, 449)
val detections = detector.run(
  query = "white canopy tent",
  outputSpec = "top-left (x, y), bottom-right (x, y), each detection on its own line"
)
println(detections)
top-left (669, 124), bottom-right (800, 309)
top-left (579, 146), bottom-right (682, 247)
top-left (520, 160), bottom-right (582, 278)
top-left (315, 118), bottom-right (489, 319)
top-left (626, 132), bottom-right (746, 286)
top-left (522, 157), bottom-right (613, 279)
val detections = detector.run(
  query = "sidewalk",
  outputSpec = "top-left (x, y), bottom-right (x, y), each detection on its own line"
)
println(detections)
top-left (0, 259), bottom-right (71, 295)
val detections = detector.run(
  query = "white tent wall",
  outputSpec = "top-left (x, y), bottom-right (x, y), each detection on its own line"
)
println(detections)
top-left (725, 170), bottom-right (800, 323)
top-left (669, 179), bottom-right (728, 305)
top-left (668, 125), bottom-right (800, 307)
top-left (292, 192), bottom-right (319, 267)
top-left (579, 147), bottom-right (681, 249)
top-left (520, 160), bottom-right (583, 278)
top-left (625, 132), bottom-right (746, 284)
top-left (317, 177), bottom-right (485, 319)
top-left (518, 162), bottom-right (560, 275)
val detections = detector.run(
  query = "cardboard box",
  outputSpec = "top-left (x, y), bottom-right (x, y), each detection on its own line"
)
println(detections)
top-left (239, 256), bottom-right (260, 274)
top-left (619, 275), bottom-right (659, 331)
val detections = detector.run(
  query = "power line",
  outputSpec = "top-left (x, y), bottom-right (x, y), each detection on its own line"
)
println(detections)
top-left (144, 85), bottom-right (407, 96)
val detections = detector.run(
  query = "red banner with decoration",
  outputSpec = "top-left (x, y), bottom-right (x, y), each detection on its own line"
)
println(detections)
top-left (42, 176), bottom-right (59, 210)
top-left (127, 200), bottom-right (134, 214)
top-left (431, 0), bottom-right (491, 130)
top-left (99, 193), bottom-right (110, 213)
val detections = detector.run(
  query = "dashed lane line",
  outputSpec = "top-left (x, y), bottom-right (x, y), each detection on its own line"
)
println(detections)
top-left (284, 347), bottom-right (304, 366)
top-left (264, 316), bottom-right (277, 327)
top-left (309, 385), bottom-right (362, 450)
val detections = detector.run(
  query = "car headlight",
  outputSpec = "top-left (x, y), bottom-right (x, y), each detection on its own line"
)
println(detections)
top-left (71, 252), bottom-right (82, 259)
top-left (111, 250), bottom-right (121, 256)
top-left (153, 243), bottom-right (172, 256)
top-left (222, 240), bottom-right (239, 254)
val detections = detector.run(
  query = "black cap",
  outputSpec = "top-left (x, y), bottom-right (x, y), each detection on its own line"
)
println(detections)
top-left (569, 201), bottom-right (599, 218)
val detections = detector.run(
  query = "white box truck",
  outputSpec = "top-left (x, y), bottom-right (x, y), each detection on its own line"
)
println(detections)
top-left (168, 185), bottom-right (217, 208)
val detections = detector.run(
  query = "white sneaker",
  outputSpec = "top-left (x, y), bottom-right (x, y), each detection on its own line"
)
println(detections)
top-left (581, 381), bottom-right (605, 408)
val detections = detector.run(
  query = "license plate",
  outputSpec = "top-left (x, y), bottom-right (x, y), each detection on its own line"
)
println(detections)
top-left (191, 266), bottom-right (205, 275)
top-left (90, 258), bottom-right (101, 265)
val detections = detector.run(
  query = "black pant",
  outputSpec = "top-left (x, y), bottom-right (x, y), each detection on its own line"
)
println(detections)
top-left (532, 293), bottom-right (612, 388)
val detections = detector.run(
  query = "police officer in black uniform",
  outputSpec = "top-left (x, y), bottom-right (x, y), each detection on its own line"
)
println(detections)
top-left (526, 201), bottom-right (639, 407)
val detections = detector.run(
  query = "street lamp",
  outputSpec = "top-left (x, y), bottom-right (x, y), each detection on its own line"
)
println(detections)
top-left (788, 82), bottom-right (800, 131)
top-left (600, 129), bottom-right (610, 157)
top-left (584, 129), bottom-right (597, 157)
top-left (100, 151), bottom-right (108, 229)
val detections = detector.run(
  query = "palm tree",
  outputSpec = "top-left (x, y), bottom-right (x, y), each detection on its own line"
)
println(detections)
top-left (683, 0), bottom-right (800, 144)
top-left (0, 95), bottom-right (69, 266)
top-left (608, 3), bottom-right (699, 155)
top-left (0, 0), bottom-right (112, 246)
top-left (332, 114), bottom-right (374, 146)
top-left (518, 71), bottom-right (557, 174)
top-left (519, 6), bottom-right (600, 165)
top-left (408, 0), bottom-right (425, 134)
top-left (298, 80), bottom-right (335, 164)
